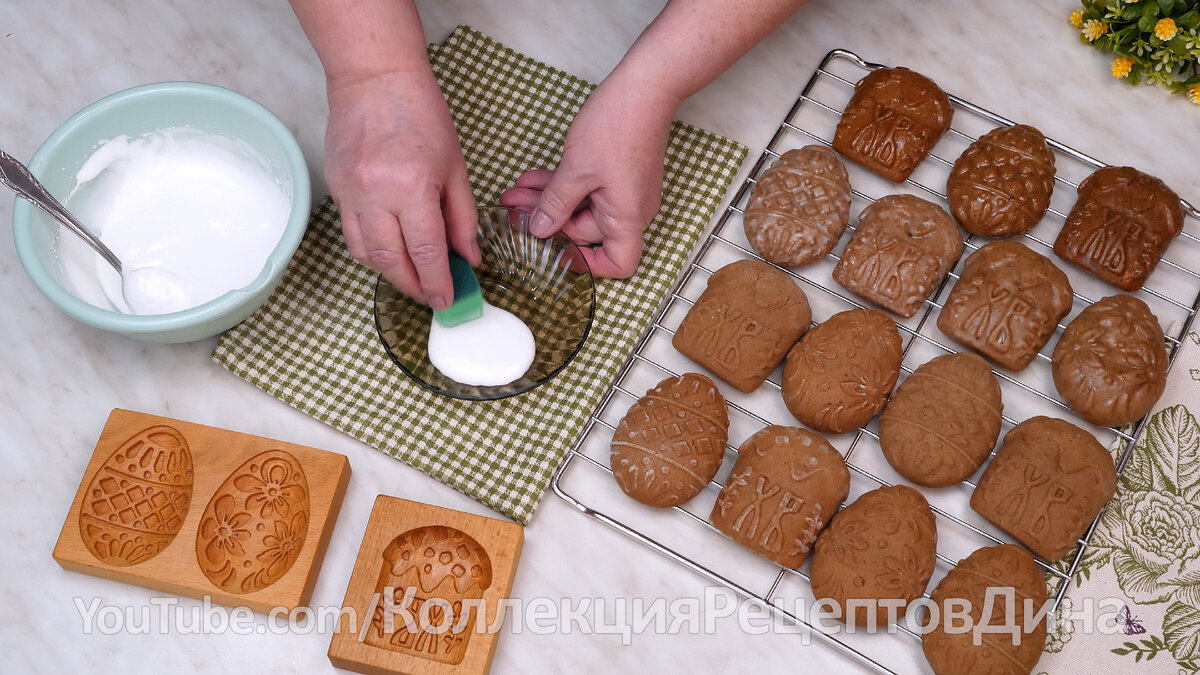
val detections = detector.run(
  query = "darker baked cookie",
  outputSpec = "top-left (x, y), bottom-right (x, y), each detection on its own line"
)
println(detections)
top-left (611, 373), bottom-right (729, 508)
top-left (710, 425), bottom-right (850, 568)
top-left (878, 352), bottom-right (1003, 487)
top-left (947, 124), bottom-right (1056, 237)
top-left (833, 194), bottom-right (962, 318)
top-left (743, 145), bottom-right (853, 266)
top-left (937, 240), bottom-right (1073, 371)
top-left (922, 545), bottom-right (1048, 675)
top-left (833, 67), bottom-right (954, 183)
top-left (1054, 166), bottom-right (1184, 291)
top-left (971, 416), bottom-right (1117, 562)
top-left (673, 259), bottom-right (812, 393)
top-left (782, 308), bottom-right (902, 434)
top-left (1052, 294), bottom-right (1168, 427)
top-left (809, 485), bottom-right (937, 628)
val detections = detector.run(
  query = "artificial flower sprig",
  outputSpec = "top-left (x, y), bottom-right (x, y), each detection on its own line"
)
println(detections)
top-left (1070, 0), bottom-right (1200, 104)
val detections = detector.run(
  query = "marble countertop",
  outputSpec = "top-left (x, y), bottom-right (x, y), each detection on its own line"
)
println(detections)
top-left (1, 1), bottom-right (1195, 673)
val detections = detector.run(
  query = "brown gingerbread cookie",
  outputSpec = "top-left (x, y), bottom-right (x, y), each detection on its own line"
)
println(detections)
top-left (610, 373), bottom-right (729, 508)
top-left (1054, 166), bottom-right (1184, 291)
top-left (971, 416), bottom-right (1117, 561)
top-left (833, 66), bottom-right (954, 183)
top-left (833, 194), bottom-right (962, 318)
top-left (878, 352), bottom-right (1003, 487)
top-left (947, 124), bottom-right (1056, 237)
top-left (743, 145), bottom-right (853, 266)
top-left (673, 259), bottom-right (812, 393)
top-left (937, 240), bottom-right (1074, 371)
top-left (922, 544), bottom-right (1048, 675)
top-left (710, 425), bottom-right (850, 568)
top-left (809, 485), bottom-right (937, 628)
top-left (781, 308), bottom-right (903, 434)
top-left (1051, 294), bottom-right (1168, 427)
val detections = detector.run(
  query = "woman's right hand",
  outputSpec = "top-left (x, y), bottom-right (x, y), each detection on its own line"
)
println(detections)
top-left (324, 69), bottom-right (479, 310)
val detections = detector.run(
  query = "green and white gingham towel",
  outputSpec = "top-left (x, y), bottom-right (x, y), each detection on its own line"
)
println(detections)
top-left (212, 25), bottom-right (746, 523)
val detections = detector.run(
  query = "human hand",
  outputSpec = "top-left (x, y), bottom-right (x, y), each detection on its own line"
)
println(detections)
top-left (325, 70), bottom-right (479, 310)
top-left (499, 75), bottom-right (678, 278)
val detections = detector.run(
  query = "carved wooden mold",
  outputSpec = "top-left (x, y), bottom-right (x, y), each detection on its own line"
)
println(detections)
top-left (329, 496), bottom-right (523, 675)
top-left (54, 409), bottom-right (349, 615)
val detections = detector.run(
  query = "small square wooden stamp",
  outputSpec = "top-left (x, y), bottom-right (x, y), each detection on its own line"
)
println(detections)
top-left (53, 408), bottom-right (350, 615)
top-left (328, 495), bottom-right (524, 675)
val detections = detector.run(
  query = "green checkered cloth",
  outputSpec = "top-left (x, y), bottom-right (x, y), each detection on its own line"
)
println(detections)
top-left (212, 25), bottom-right (746, 523)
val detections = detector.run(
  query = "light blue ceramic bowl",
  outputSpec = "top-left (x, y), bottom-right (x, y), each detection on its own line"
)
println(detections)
top-left (12, 82), bottom-right (310, 343)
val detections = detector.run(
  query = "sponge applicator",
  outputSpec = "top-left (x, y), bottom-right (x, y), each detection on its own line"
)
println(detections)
top-left (432, 250), bottom-right (483, 327)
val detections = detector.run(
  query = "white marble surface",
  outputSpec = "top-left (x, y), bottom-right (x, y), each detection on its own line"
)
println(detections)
top-left (1, 1), bottom-right (1196, 674)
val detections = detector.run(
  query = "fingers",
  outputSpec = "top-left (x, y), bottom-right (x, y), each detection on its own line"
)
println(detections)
top-left (396, 197), bottom-right (455, 310)
top-left (352, 209), bottom-right (424, 301)
top-left (530, 169), bottom-right (591, 238)
top-left (577, 231), bottom-right (644, 279)
top-left (442, 168), bottom-right (481, 266)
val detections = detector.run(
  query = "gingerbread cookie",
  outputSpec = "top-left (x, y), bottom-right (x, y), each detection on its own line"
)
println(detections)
top-left (1054, 166), bottom-right (1184, 291)
top-left (710, 425), bottom-right (849, 568)
top-left (743, 145), bottom-right (853, 266)
top-left (971, 416), bottom-right (1117, 561)
top-left (947, 124), bottom-right (1056, 237)
top-left (937, 240), bottom-right (1073, 371)
top-left (922, 545), bottom-right (1048, 675)
top-left (673, 260), bottom-right (812, 393)
top-left (781, 308), bottom-right (902, 434)
top-left (1052, 294), bottom-right (1168, 427)
top-left (611, 373), bottom-right (729, 508)
top-left (833, 194), bottom-right (962, 318)
top-left (833, 67), bottom-right (954, 183)
top-left (878, 353), bottom-right (1003, 487)
top-left (809, 485), bottom-right (937, 628)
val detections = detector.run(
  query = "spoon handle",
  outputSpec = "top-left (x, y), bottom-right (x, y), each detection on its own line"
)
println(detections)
top-left (0, 148), bottom-right (122, 273)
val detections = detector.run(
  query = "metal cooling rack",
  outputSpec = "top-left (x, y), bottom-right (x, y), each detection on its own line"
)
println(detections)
top-left (551, 48), bottom-right (1200, 674)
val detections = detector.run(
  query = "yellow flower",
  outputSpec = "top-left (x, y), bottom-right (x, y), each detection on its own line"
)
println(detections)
top-left (1083, 19), bottom-right (1110, 41)
top-left (1155, 17), bottom-right (1178, 41)
top-left (1111, 56), bottom-right (1134, 78)
top-left (1189, 84), bottom-right (1200, 105)
top-left (1070, 8), bottom-right (1084, 29)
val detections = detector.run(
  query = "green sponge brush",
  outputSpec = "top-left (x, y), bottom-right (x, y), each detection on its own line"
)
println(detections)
top-left (432, 250), bottom-right (483, 327)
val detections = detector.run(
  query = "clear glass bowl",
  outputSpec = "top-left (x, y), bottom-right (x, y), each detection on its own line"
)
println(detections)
top-left (374, 206), bottom-right (596, 401)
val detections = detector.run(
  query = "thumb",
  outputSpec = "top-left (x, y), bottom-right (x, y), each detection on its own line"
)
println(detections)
top-left (529, 168), bottom-right (591, 238)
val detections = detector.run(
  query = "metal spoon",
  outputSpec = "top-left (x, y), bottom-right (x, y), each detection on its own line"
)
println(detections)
top-left (0, 148), bottom-right (189, 314)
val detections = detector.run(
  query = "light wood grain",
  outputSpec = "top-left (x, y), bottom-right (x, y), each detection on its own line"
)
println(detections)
top-left (328, 495), bottom-right (524, 675)
top-left (53, 408), bottom-right (351, 615)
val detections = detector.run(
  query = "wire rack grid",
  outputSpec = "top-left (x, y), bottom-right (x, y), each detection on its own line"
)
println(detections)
top-left (551, 48), bottom-right (1200, 674)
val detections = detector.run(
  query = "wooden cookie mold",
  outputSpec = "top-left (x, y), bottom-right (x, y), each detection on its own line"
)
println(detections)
top-left (329, 495), bottom-right (524, 675)
top-left (53, 409), bottom-right (350, 614)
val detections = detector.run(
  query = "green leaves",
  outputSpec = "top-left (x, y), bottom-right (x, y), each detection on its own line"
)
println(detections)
top-left (1165, 602), bottom-right (1200, 661)
top-left (1072, 0), bottom-right (1200, 101)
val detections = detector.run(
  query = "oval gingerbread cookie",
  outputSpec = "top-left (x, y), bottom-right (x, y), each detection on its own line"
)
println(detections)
top-left (922, 545), bottom-right (1048, 675)
top-left (782, 308), bottom-right (902, 434)
top-left (833, 194), bottom-right (962, 318)
top-left (711, 425), bottom-right (849, 568)
top-left (1052, 294), bottom-right (1168, 427)
top-left (809, 485), bottom-right (937, 628)
top-left (947, 124), bottom-right (1056, 237)
top-left (743, 145), bottom-right (852, 266)
top-left (610, 373), bottom-right (729, 508)
top-left (879, 353), bottom-right (1003, 487)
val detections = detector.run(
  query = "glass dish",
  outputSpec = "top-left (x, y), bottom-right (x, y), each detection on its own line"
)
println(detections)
top-left (374, 206), bottom-right (596, 401)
